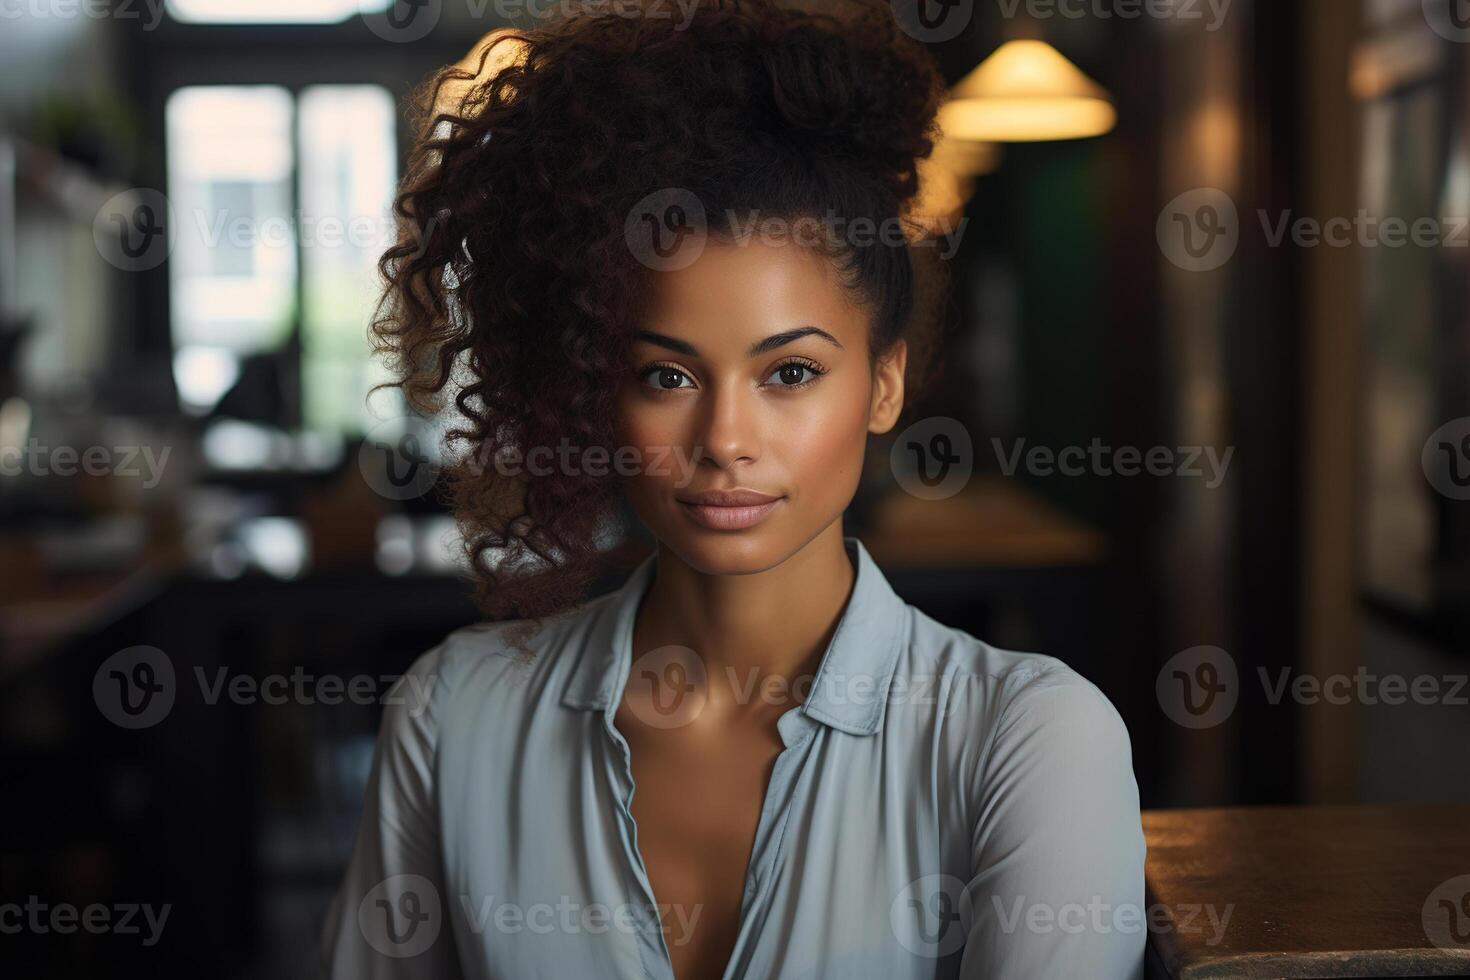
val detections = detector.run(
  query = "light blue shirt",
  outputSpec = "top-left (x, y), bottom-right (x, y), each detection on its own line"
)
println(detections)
top-left (322, 537), bottom-right (1146, 979)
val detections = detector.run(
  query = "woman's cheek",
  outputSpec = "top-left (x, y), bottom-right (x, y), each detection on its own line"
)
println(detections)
top-left (779, 383), bottom-right (871, 504)
top-left (617, 408), bottom-right (689, 501)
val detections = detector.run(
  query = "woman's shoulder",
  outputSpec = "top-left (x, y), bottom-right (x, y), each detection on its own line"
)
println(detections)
top-left (896, 606), bottom-right (1133, 766)
top-left (901, 605), bottom-right (1110, 702)
top-left (890, 612), bottom-right (1141, 857)
top-left (384, 588), bottom-right (624, 741)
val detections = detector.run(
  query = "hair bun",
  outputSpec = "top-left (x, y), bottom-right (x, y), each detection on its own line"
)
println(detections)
top-left (759, 10), bottom-right (945, 203)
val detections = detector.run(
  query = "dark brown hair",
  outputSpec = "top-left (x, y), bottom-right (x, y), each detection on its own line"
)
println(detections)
top-left (372, 0), bottom-right (950, 623)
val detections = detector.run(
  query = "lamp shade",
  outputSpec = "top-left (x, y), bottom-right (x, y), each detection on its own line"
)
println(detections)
top-left (939, 40), bottom-right (1116, 142)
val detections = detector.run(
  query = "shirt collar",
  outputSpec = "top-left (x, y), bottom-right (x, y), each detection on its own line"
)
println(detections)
top-left (561, 536), bottom-right (908, 736)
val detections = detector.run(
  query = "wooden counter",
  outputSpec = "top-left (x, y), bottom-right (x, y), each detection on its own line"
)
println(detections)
top-left (1143, 805), bottom-right (1470, 978)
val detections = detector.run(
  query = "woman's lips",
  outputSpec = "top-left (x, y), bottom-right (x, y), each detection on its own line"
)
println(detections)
top-left (678, 496), bottom-right (784, 530)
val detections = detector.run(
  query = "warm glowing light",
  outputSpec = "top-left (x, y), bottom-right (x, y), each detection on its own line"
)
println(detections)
top-left (941, 40), bottom-right (1116, 143)
top-left (910, 135), bottom-right (1000, 239)
top-left (434, 29), bottom-right (531, 119)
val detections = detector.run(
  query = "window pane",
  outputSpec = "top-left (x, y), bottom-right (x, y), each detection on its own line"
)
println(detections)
top-left (166, 85), bottom-right (296, 413)
top-left (298, 85), bottom-right (399, 435)
top-left (167, 0), bottom-right (390, 25)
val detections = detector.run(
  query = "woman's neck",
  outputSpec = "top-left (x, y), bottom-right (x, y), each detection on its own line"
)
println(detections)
top-left (632, 521), bottom-right (857, 718)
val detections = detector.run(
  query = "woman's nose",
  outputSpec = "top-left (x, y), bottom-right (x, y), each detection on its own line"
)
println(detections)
top-left (693, 381), bottom-right (761, 470)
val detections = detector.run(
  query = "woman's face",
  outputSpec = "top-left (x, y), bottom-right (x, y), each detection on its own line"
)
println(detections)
top-left (615, 238), bottom-right (907, 575)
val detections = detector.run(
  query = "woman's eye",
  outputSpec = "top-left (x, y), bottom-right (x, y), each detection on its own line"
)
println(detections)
top-left (642, 366), bottom-right (694, 390)
top-left (766, 362), bottom-right (818, 387)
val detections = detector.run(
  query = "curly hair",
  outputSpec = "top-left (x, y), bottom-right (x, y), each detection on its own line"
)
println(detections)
top-left (372, 0), bottom-right (951, 624)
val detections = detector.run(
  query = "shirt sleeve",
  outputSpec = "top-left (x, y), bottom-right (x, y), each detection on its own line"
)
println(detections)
top-left (958, 667), bottom-right (1147, 980)
top-left (320, 643), bottom-right (464, 979)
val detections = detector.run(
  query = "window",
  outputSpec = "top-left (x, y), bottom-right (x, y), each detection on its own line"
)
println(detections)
top-left (165, 83), bottom-right (399, 438)
top-left (167, 0), bottom-right (393, 25)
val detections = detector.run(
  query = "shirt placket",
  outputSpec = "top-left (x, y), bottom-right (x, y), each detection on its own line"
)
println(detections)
top-left (599, 703), bottom-right (819, 980)
top-left (720, 708), bottom-right (819, 980)
top-left (601, 709), bottom-right (678, 980)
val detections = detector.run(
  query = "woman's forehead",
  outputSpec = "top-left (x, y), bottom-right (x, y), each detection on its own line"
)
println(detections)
top-left (638, 240), bottom-right (868, 355)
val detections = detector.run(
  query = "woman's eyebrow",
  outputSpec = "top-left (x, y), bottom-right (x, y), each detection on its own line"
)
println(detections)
top-left (747, 326), bottom-right (843, 357)
top-left (632, 326), bottom-right (843, 358)
top-left (632, 330), bottom-right (699, 356)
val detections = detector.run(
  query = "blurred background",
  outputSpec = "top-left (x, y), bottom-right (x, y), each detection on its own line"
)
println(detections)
top-left (2, 0), bottom-right (1469, 976)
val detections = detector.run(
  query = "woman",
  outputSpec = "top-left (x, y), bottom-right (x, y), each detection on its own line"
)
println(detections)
top-left (322, 1), bottom-right (1146, 977)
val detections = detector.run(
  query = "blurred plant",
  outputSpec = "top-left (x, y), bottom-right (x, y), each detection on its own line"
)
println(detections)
top-left (26, 92), bottom-right (141, 180)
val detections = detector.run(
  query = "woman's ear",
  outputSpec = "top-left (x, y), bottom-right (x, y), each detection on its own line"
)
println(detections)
top-left (867, 338), bottom-right (908, 435)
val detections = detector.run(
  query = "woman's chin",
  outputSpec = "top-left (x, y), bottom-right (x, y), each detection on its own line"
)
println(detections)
top-left (656, 527), bottom-right (796, 577)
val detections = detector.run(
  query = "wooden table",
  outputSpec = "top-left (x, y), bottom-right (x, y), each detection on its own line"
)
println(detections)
top-left (860, 475), bottom-right (1105, 570)
top-left (0, 536), bottom-right (179, 678)
top-left (1143, 806), bottom-right (1470, 978)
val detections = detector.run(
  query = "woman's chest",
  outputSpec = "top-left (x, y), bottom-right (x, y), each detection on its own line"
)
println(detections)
top-left (619, 708), bottom-right (788, 979)
top-left (435, 712), bottom-right (974, 980)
